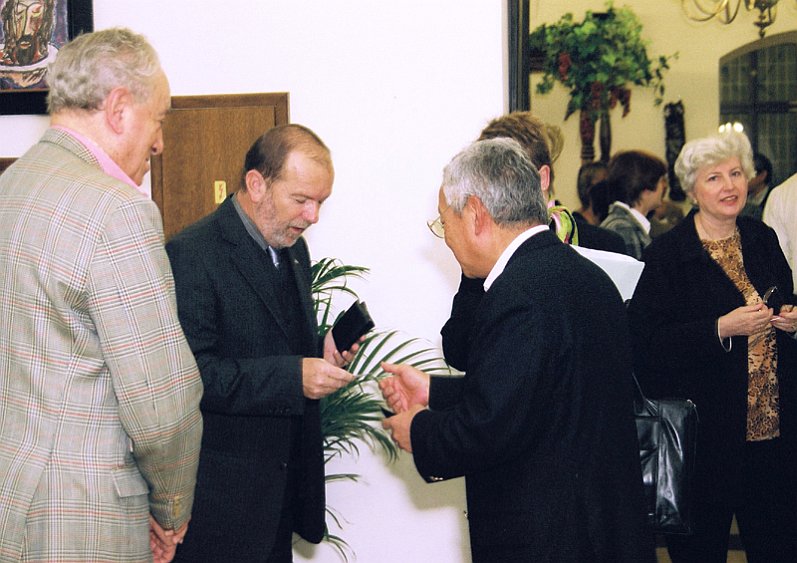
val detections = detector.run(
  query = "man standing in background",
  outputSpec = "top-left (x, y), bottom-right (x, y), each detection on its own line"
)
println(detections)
top-left (741, 152), bottom-right (773, 220)
top-left (0, 28), bottom-right (203, 563)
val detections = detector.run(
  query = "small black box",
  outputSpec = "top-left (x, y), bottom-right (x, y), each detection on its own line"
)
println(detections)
top-left (331, 301), bottom-right (375, 353)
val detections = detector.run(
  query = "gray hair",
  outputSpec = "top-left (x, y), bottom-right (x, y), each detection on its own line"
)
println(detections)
top-left (442, 137), bottom-right (548, 227)
top-left (674, 130), bottom-right (755, 196)
top-left (47, 28), bottom-right (162, 114)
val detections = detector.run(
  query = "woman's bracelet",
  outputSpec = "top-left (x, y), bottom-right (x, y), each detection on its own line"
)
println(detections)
top-left (716, 317), bottom-right (732, 352)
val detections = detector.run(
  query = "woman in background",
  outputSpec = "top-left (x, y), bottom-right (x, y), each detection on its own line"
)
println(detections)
top-left (574, 161), bottom-right (608, 226)
top-left (601, 150), bottom-right (668, 259)
top-left (628, 131), bottom-right (797, 562)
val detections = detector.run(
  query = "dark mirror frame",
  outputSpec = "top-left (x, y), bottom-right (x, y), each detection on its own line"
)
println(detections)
top-left (0, 0), bottom-right (94, 116)
top-left (507, 0), bottom-right (530, 112)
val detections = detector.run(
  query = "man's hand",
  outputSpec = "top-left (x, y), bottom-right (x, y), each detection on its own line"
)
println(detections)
top-left (302, 358), bottom-right (355, 399)
top-left (382, 403), bottom-right (425, 452)
top-left (378, 362), bottom-right (430, 414)
top-left (323, 330), bottom-right (362, 368)
top-left (149, 516), bottom-right (189, 563)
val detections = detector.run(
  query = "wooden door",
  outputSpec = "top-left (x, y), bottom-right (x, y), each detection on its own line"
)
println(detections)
top-left (151, 93), bottom-right (289, 240)
top-left (0, 158), bottom-right (16, 175)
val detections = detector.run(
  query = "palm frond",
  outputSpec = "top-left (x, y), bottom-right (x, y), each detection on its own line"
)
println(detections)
top-left (320, 504), bottom-right (355, 562)
top-left (320, 329), bottom-right (451, 467)
top-left (325, 472), bottom-right (361, 483)
top-left (320, 534), bottom-right (353, 562)
top-left (312, 259), bottom-right (370, 334)
top-left (311, 257), bottom-right (370, 290)
top-left (311, 257), bottom-right (451, 560)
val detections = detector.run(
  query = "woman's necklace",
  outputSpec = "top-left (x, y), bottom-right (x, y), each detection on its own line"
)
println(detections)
top-left (695, 212), bottom-right (735, 241)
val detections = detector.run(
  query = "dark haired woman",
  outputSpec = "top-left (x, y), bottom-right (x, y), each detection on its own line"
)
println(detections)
top-left (600, 150), bottom-right (668, 259)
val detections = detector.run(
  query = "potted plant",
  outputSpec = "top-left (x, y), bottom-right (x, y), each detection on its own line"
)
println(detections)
top-left (529, 2), bottom-right (675, 163)
top-left (310, 257), bottom-right (452, 560)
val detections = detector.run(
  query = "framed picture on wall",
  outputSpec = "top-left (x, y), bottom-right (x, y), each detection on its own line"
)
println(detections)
top-left (0, 0), bottom-right (93, 115)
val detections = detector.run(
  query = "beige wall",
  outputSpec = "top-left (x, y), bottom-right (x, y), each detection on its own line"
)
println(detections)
top-left (530, 0), bottom-right (796, 210)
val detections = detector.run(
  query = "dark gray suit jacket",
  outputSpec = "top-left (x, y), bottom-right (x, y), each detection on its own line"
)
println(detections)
top-left (166, 196), bottom-right (325, 562)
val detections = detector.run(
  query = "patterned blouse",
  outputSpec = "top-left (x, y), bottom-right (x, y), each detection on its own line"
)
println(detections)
top-left (702, 228), bottom-right (780, 441)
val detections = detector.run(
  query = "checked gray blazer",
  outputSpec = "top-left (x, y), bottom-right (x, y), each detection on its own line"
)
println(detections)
top-left (0, 129), bottom-right (203, 562)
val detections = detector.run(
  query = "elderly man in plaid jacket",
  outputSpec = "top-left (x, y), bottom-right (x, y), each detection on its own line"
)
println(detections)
top-left (0, 28), bottom-right (203, 563)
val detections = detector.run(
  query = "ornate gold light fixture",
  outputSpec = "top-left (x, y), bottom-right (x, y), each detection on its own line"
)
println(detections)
top-left (682, 0), bottom-right (779, 38)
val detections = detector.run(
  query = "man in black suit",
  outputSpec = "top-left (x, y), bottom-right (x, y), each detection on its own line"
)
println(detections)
top-left (167, 125), bottom-right (356, 562)
top-left (380, 138), bottom-right (654, 562)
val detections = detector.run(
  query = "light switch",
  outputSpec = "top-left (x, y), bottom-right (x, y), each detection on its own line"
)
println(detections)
top-left (214, 180), bottom-right (227, 204)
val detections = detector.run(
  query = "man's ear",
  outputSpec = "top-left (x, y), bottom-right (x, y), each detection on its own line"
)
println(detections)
top-left (103, 87), bottom-right (132, 135)
top-left (537, 164), bottom-right (551, 198)
top-left (245, 170), bottom-right (268, 202)
top-left (467, 196), bottom-right (491, 236)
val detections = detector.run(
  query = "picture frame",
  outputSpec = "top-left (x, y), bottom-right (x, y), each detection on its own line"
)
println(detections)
top-left (0, 0), bottom-right (93, 115)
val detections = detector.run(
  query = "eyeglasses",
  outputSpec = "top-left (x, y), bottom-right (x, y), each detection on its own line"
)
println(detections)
top-left (763, 285), bottom-right (782, 314)
top-left (426, 205), bottom-right (450, 238)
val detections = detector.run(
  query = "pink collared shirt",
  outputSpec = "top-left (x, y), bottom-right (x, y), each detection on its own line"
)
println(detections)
top-left (53, 125), bottom-right (148, 196)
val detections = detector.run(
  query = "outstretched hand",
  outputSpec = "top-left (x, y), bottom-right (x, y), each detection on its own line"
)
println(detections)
top-left (378, 362), bottom-right (430, 414)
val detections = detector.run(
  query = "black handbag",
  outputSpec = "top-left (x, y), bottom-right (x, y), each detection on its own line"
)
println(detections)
top-left (633, 375), bottom-right (698, 535)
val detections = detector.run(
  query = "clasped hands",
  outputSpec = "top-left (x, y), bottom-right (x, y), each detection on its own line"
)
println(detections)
top-left (719, 303), bottom-right (797, 339)
top-left (379, 362), bottom-right (431, 453)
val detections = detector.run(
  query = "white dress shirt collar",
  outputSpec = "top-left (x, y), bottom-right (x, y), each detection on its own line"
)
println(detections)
top-left (484, 224), bottom-right (549, 291)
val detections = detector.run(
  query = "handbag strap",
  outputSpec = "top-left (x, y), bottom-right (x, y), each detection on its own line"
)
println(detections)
top-left (631, 373), bottom-right (647, 413)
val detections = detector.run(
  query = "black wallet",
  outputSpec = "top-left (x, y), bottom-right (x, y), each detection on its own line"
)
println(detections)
top-left (331, 301), bottom-right (375, 353)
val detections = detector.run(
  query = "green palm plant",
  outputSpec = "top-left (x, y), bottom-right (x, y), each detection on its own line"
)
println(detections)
top-left (310, 257), bottom-right (451, 559)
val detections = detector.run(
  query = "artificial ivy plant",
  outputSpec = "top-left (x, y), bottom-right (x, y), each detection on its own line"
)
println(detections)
top-left (529, 2), bottom-right (675, 122)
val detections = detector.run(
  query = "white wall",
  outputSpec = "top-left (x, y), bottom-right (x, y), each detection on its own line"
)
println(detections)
top-left (0, 2), bottom-right (504, 562)
top-left (529, 0), bottom-right (797, 210)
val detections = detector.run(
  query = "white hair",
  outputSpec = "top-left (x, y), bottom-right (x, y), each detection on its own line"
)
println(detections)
top-left (674, 131), bottom-right (755, 196)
